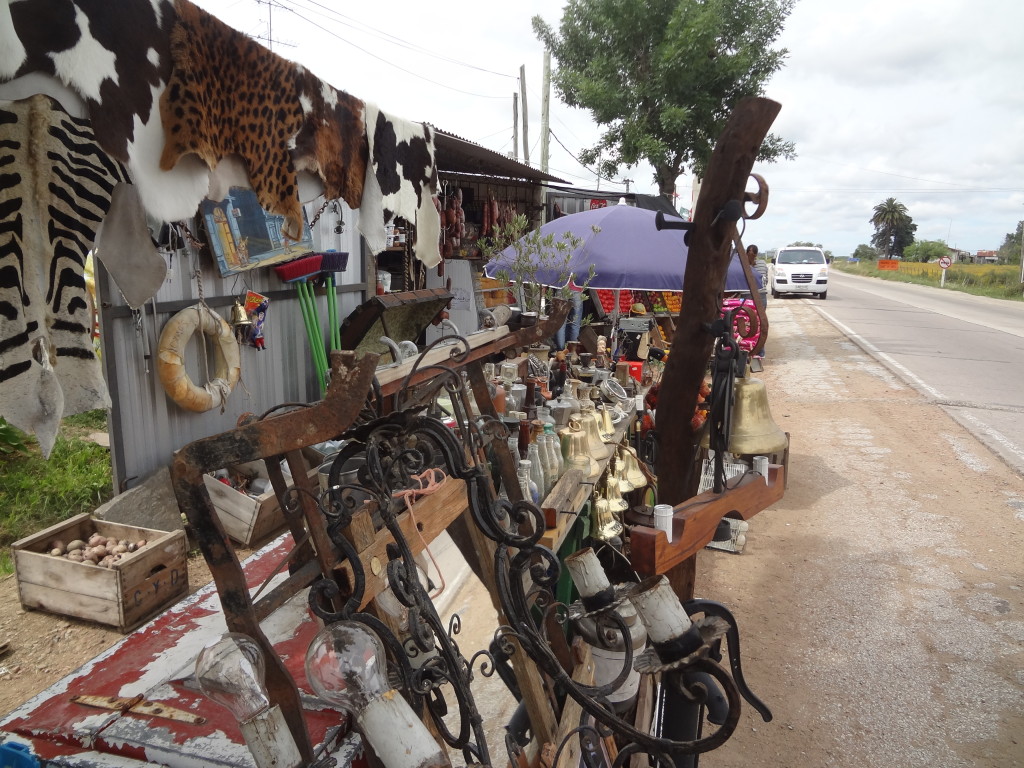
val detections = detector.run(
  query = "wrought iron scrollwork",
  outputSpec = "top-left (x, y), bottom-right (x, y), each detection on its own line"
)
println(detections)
top-left (296, 338), bottom-right (767, 768)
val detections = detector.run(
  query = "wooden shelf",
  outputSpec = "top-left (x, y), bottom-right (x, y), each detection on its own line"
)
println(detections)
top-left (539, 405), bottom-right (636, 551)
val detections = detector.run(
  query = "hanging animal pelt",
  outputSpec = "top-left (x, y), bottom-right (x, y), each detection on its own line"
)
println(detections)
top-left (0, 95), bottom-right (126, 456)
top-left (359, 103), bottom-right (441, 267)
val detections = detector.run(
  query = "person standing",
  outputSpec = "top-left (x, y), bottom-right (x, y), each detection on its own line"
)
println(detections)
top-left (747, 244), bottom-right (768, 306)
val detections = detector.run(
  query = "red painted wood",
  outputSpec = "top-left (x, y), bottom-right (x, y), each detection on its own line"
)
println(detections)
top-left (1, 534), bottom-right (366, 767)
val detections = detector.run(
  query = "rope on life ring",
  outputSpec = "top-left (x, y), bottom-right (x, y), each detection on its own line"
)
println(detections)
top-left (157, 304), bottom-right (241, 413)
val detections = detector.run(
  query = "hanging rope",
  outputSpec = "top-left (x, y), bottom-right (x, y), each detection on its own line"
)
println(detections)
top-left (392, 468), bottom-right (450, 599)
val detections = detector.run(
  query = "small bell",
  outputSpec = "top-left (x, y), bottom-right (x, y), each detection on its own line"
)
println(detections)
top-left (229, 299), bottom-right (252, 329)
top-left (621, 446), bottom-right (648, 490)
top-left (560, 418), bottom-right (600, 478)
top-left (598, 405), bottom-right (615, 440)
top-left (579, 408), bottom-right (612, 460)
top-left (592, 497), bottom-right (623, 541)
top-left (611, 448), bottom-right (635, 494)
top-left (604, 475), bottom-right (629, 513)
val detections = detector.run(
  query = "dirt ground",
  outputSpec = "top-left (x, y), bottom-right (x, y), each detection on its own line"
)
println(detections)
top-left (0, 551), bottom-right (228, 717)
top-left (2, 299), bottom-right (1022, 767)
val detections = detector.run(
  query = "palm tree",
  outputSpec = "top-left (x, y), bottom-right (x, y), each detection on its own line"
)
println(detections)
top-left (870, 198), bottom-right (910, 257)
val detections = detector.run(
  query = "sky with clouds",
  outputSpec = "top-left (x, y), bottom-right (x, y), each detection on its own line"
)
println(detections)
top-left (195, 0), bottom-right (1024, 257)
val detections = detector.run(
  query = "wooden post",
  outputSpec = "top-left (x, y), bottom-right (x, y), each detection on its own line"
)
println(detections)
top-left (655, 97), bottom-right (781, 601)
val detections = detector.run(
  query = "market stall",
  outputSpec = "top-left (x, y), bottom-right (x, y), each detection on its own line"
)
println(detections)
top-left (1, 0), bottom-right (791, 761)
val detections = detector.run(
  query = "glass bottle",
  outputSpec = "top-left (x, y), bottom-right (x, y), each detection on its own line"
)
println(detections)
top-left (518, 419), bottom-right (532, 460)
top-left (543, 426), bottom-right (565, 479)
top-left (539, 433), bottom-right (561, 490)
top-left (527, 443), bottom-right (547, 499)
top-left (506, 436), bottom-right (521, 472)
top-left (536, 406), bottom-right (556, 429)
top-left (518, 460), bottom-right (540, 505)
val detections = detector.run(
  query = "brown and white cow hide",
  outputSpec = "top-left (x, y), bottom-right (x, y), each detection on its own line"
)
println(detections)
top-left (0, 95), bottom-right (125, 456)
top-left (359, 103), bottom-right (441, 268)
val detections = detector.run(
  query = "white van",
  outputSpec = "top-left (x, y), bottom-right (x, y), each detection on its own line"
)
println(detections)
top-left (769, 246), bottom-right (829, 299)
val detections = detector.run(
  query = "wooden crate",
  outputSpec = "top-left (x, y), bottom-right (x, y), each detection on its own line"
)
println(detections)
top-left (478, 276), bottom-right (513, 307)
top-left (12, 514), bottom-right (188, 632)
top-left (203, 458), bottom-right (320, 547)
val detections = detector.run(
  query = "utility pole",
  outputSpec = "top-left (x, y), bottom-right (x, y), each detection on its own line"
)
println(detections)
top-left (512, 93), bottom-right (519, 162)
top-left (540, 52), bottom-right (551, 174)
top-left (623, 179), bottom-right (633, 193)
top-left (519, 65), bottom-right (530, 166)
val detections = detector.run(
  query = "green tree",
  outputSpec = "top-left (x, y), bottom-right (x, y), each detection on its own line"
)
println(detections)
top-left (533, 0), bottom-right (796, 197)
top-left (852, 244), bottom-right (878, 261)
top-left (996, 221), bottom-right (1023, 265)
top-left (902, 240), bottom-right (949, 263)
top-left (870, 198), bottom-right (916, 257)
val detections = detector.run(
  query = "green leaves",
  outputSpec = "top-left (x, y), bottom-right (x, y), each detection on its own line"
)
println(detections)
top-left (537, 0), bottom-right (796, 193)
top-left (479, 215), bottom-right (592, 314)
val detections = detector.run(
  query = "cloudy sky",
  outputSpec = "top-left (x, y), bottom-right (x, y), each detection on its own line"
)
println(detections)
top-left (195, 0), bottom-right (1024, 257)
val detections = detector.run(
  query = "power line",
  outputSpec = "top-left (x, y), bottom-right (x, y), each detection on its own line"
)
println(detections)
top-left (264, 0), bottom-right (509, 99)
top-left (549, 129), bottom-right (628, 188)
top-left (276, 0), bottom-right (516, 80)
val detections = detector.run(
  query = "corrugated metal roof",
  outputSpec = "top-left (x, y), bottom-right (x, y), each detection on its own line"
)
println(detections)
top-left (431, 127), bottom-right (567, 184)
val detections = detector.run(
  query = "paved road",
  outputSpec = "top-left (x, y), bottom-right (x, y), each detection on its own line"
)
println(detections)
top-left (702, 298), bottom-right (1024, 768)
top-left (795, 271), bottom-right (1024, 476)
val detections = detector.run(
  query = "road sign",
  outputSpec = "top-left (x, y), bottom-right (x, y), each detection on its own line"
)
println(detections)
top-left (938, 256), bottom-right (952, 269)
top-left (877, 259), bottom-right (899, 271)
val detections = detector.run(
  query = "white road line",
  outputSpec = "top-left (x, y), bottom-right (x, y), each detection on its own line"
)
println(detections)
top-left (956, 411), bottom-right (1024, 464)
top-left (812, 304), bottom-right (946, 400)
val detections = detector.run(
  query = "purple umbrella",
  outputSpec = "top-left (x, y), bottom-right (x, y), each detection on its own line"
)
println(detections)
top-left (725, 252), bottom-right (756, 292)
top-left (484, 204), bottom-right (690, 291)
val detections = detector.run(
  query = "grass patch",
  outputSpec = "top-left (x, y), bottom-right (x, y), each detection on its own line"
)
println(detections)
top-left (833, 261), bottom-right (1024, 301)
top-left (0, 410), bottom-right (113, 574)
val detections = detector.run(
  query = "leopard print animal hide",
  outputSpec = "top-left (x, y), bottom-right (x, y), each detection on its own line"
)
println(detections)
top-left (0, 95), bottom-right (124, 457)
top-left (359, 102), bottom-right (441, 268)
top-left (161, 0), bottom-right (366, 241)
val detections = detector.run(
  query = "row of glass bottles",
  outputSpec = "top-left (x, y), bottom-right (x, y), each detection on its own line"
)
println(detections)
top-left (507, 429), bottom-right (565, 504)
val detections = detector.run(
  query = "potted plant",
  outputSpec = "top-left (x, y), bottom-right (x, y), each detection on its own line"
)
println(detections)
top-left (480, 214), bottom-right (595, 335)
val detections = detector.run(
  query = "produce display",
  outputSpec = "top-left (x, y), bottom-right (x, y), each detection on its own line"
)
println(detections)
top-left (46, 531), bottom-right (149, 568)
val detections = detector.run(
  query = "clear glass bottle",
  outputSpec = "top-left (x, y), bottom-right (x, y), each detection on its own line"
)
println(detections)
top-left (518, 459), bottom-right (540, 505)
top-left (527, 443), bottom-right (548, 499)
top-left (536, 406), bottom-right (556, 429)
top-left (542, 426), bottom-right (564, 480)
top-left (506, 437), bottom-right (521, 471)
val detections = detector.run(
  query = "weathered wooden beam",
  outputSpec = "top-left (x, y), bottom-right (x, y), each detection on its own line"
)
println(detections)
top-left (655, 97), bottom-right (781, 601)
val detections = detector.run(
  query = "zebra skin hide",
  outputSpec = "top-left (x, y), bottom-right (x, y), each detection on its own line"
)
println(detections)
top-left (0, 94), bottom-right (123, 456)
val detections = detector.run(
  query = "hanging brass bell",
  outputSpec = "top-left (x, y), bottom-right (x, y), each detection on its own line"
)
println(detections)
top-left (229, 299), bottom-right (251, 328)
top-left (603, 473), bottom-right (629, 513)
top-left (592, 497), bottom-right (623, 541)
top-left (579, 408), bottom-right (612, 460)
top-left (611, 449), bottom-right (635, 494)
top-left (621, 446), bottom-right (648, 489)
top-left (724, 375), bottom-right (789, 457)
top-left (561, 418), bottom-right (600, 478)
top-left (597, 405), bottom-right (615, 441)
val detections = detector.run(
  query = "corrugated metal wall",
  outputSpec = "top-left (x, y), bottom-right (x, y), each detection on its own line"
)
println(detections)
top-left (98, 199), bottom-right (368, 491)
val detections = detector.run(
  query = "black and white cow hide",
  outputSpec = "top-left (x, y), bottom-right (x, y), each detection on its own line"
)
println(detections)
top-left (359, 102), bottom-right (441, 268)
top-left (1, 0), bottom-right (213, 224)
top-left (0, 94), bottom-right (129, 456)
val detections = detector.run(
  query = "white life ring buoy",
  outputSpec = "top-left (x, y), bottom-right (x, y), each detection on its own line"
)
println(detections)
top-left (157, 304), bottom-right (241, 413)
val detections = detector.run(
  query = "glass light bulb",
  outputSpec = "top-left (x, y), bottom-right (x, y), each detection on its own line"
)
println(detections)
top-left (305, 622), bottom-right (389, 713)
top-left (195, 633), bottom-right (270, 722)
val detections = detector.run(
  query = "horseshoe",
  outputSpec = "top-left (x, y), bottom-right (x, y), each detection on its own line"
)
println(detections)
top-left (742, 173), bottom-right (769, 220)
